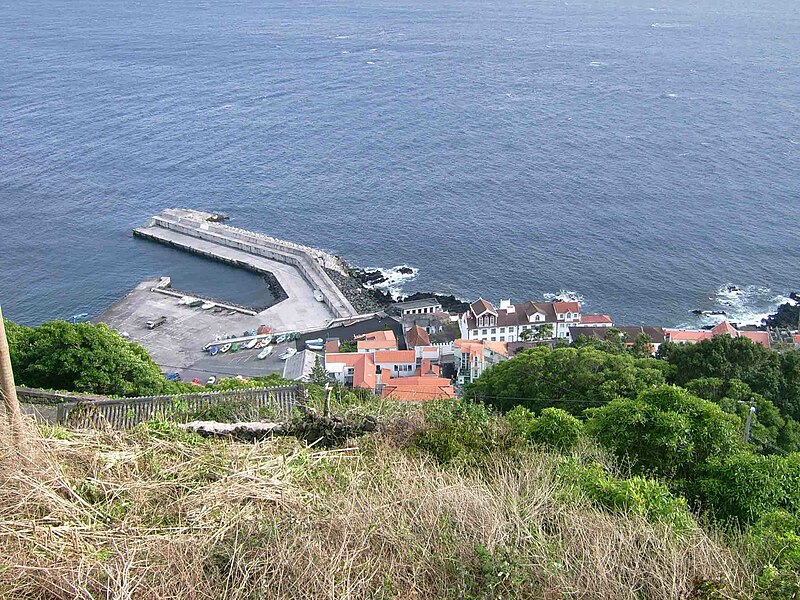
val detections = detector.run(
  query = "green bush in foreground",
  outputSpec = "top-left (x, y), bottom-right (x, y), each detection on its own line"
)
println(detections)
top-left (8, 320), bottom-right (168, 397)
top-left (506, 406), bottom-right (584, 451)
top-left (414, 399), bottom-right (519, 465)
top-left (560, 461), bottom-right (696, 533)
top-left (585, 385), bottom-right (742, 479)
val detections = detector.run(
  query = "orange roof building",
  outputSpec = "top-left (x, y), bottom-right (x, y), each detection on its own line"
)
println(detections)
top-left (665, 321), bottom-right (771, 348)
top-left (453, 339), bottom-right (509, 385)
top-left (356, 330), bottom-right (398, 352)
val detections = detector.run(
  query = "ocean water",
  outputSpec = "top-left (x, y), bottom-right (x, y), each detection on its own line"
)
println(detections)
top-left (1, 0), bottom-right (798, 327)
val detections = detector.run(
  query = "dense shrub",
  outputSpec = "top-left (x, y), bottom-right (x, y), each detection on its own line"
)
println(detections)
top-left (466, 346), bottom-right (668, 414)
top-left (560, 462), bottom-right (695, 532)
top-left (506, 406), bottom-right (584, 451)
top-left (9, 320), bottom-right (168, 397)
top-left (413, 399), bottom-right (519, 465)
top-left (585, 385), bottom-right (742, 479)
top-left (691, 453), bottom-right (800, 524)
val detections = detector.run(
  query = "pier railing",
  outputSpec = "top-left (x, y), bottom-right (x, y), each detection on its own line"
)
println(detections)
top-left (19, 385), bottom-right (305, 429)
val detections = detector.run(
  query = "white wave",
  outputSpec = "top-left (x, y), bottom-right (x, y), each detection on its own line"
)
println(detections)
top-left (691, 284), bottom-right (796, 327)
top-left (334, 35), bottom-right (352, 39)
top-left (589, 61), bottom-right (607, 67)
top-left (542, 290), bottom-right (585, 304)
top-left (366, 61), bottom-right (375, 65)
top-left (362, 265), bottom-right (419, 300)
top-left (651, 22), bottom-right (687, 28)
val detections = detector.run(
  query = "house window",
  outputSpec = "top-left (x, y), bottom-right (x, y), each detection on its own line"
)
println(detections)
top-left (535, 315), bottom-right (541, 321)
top-left (499, 327), bottom-right (505, 333)
top-left (481, 329), bottom-right (487, 335)
top-left (490, 328), bottom-right (496, 334)
top-left (490, 337), bottom-right (496, 341)
top-left (499, 336), bottom-right (505, 341)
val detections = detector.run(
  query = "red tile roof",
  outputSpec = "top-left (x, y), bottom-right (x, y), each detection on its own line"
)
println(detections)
top-left (665, 321), bottom-right (771, 348)
top-left (553, 301), bottom-right (580, 314)
top-left (580, 314), bottom-right (613, 325)
top-left (374, 350), bottom-right (416, 364)
top-left (381, 383), bottom-right (455, 402)
top-left (405, 325), bottom-right (431, 348)
top-left (710, 321), bottom-right (739, 336)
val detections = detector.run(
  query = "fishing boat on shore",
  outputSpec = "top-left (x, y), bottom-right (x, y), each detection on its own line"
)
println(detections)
top-left (275, 334), bottom-right (287, 344)
top-left (220, 343), bottom-right (231, 353)
top-left (231, 343), bottom-right (240, 352)
top-left (305, 338), bottom-right (324, 351)
top-left (245, 338), bottom-right (259, 349)
top-left (201, 302), bottom-right (215, 310)
top-left (209, 345), bottom-right (219, 356)
top-left (257, 346), bottom-right (273, 360)
top-left (279, 347), bottom-right (297, 361)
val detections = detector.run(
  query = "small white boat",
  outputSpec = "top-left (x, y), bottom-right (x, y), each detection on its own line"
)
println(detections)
top-left (263, 334), bottom-right (273, 345)
top-left (275, 334), bottom-right (287, 343)
top-left (201, 302), bottom-right (215, 310)
top-left (279, 347), bottom-right (297, 360)
top-left (305, 338), bottom-right (324, 350)
top-left (178, 296), bottom-right (194, 305)
top-left (220, 343), bottom-right (232, 353)
top-left (257, 346), bottom-right (273, 360)
top-left (245, 338), bottom-right (259, 349)
top-left (313, 289), bottom-right (324, 302)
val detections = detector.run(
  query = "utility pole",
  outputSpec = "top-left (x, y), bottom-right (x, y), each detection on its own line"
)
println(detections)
top-left (743, 404), bottom-right (757, 443)
top-left (0, 305), bottom-right (24, 444)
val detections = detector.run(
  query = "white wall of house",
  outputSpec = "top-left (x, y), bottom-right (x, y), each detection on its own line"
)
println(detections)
top-left (376, 361), bottom-right (416, 379)
top-left (402, 303), bottom-right (442, 316)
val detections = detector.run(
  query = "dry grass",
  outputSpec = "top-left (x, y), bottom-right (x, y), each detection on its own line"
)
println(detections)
top-left (0, 418), bottom-right (755, 600)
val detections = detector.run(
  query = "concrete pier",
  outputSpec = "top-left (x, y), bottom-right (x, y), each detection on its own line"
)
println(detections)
top-left (97, 209), bottom-right (362, 378)
top-left (134, 209), bottom-right (356, 318)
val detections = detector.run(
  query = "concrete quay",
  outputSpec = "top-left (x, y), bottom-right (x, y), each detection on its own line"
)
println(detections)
top-left (97, 279), bottom-right (321, 378)
top-left (96, 209), bottom-right (365, 379)
top-left (134, 208), bottom-right (356, 319)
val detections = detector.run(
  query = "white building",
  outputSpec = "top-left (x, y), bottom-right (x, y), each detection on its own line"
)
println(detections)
top-left (391, 297), bottom-right (443, 316)
top-left (458, 298), bottom-right (581, 343)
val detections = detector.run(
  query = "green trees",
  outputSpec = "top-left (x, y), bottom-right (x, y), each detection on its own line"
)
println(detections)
top-left (662, 336), bottom-right (782, 407)
top-left (308, 356), bottom-right (331, 386)
top-left (467, 346), bottom-right (668, 414)
top-left (691, 453), bottom-right (800, 524)
top-left (585, 385), bottom-right (742, 479)
top-left (9, 320), bottom-right (167, 397)
top-left (506, 406), bottom-right (584, 450)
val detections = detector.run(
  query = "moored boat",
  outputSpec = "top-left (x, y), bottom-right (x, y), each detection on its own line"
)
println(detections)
top-left (220, 343), bottom-right (232, 353)
top-left (245, 338), bottom-right (259, 349)
top-left (231, 342), bottom-right (240, 352)
top-left (257, 346), bottom-right (273, 360)
top-left (209, 345), bottom-right (219, 356)
top-left (275, 334), bottom-right (287, 343)
top-left (279, 347), bottom-right (297, 360)
top-left (201, 302), bottom-right (215, 310)
top-left (305, 338), bottom-right (324, 351)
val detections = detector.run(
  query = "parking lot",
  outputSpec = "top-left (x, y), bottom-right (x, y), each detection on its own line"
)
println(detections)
top-left (178, 341), bottom-right (297, 383)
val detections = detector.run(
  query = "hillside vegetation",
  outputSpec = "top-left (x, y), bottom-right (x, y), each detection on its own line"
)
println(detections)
top-left (3, 319), bottom-right (800, 598)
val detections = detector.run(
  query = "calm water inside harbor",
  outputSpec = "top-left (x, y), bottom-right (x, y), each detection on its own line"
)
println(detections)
top-left (1, 0), bottom-right (798, 326)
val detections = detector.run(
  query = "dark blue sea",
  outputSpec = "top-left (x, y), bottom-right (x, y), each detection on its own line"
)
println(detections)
top-left (1, 0), bottom-right (798, 327)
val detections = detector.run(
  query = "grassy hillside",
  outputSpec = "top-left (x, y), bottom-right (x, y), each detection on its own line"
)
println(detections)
top-left (0, 414), bottom-right (761, 600)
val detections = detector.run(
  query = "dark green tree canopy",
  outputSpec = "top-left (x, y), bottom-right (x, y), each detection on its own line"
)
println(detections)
top-left (9, 320), bottom-right (167, 397)
top-left (466, 346), bottom-right (669, 413)
top-left (585, 385), bottom-right (743, 479)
